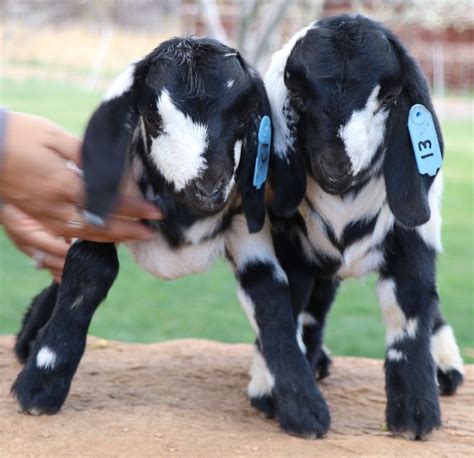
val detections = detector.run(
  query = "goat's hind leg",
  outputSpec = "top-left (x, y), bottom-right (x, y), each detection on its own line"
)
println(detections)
top-left (301, 276), bottom-right (339, 380)
top-left (11, 241), bottom-right (118, 415)
top-left (431, 306), bottom-right (464, 395)
top-left (15, 282), bottom-right (59, 364)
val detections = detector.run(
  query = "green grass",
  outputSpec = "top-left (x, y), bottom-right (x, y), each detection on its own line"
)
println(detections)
top-left (1, 78), bottom-right (473, 362)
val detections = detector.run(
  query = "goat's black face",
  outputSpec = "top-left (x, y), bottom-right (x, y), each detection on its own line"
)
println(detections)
top-left (285, 16), bottom-right (403, 194)
top-left (135, 38), bottom-right (259, 214)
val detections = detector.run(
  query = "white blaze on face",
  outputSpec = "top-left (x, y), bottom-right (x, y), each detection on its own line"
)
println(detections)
top-left (150, 90), bottom-right (208, 191)
top-left (103, 64), bottom-right (135, 101)
top-left (338, 85), bottom-right (389, 175)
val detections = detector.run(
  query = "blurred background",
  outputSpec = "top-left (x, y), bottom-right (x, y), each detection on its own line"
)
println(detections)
top-left (1, 0), bottom-right (472, 361)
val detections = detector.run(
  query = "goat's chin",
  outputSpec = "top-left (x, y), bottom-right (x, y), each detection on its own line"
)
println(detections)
top-left (187, 198), bottom-right (228, 216)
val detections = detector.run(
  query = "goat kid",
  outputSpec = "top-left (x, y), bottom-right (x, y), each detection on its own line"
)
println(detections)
top-left (11, 37), bottom-right (330, 438)
top-left (253, 15), bottom-right (464, 439)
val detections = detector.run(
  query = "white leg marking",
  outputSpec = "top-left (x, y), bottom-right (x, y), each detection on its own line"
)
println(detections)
top-left (151, 89), bottom-right (208, 191)
top-left (247, 349), bottom-right (275, 398)
top-left (387, 349), bottom-right (406, 362)
top-left (296, 319), bottom-right (306, 355)
top-left (431, 325), bottom-right (465, 375)
top-left (377, 278), bottom-right (407, 345)
top-left (377, 279), bottom-right (419, 345)
top-left (405, 318), bottom-right (418, 339)
top-left (237, 286), bottom-right (259, 337)
top-left (298, 311), bottom-right (317, 327)
top-left (226, 215), bottom-right (288, 284)
top-left (36, 347), bottom-right (57, 370)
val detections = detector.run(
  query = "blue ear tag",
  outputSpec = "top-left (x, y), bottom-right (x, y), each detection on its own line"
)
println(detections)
top-left (253, 115), bottom-right (272, 189)
top-left (407, 104), bottom-right (443, 177)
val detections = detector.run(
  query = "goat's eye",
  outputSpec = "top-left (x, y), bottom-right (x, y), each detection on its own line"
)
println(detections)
top-left (290, 91), bottom-right (305, 111)
top-left (380, 90), bottom-right (399, 108)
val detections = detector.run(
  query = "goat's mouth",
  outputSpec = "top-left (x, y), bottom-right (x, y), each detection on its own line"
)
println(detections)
top-left (184, 182), bottom-right (231, 215)
top-left (312, 165), bottom-right (353, 195)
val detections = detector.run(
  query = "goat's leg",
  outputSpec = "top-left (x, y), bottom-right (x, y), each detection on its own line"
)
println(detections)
top-left (300, 276), bottom-right (339, 380)
top-left (377, 229), bottom-right (443, 439)
top-left (227, 216), bottom-right (330, 438)
top-left (431, 305), bottom-right (464, 395)
top-left (11, 241), bottom-right (118, 415)
top-left (15, 282), bottom-right (59, 363)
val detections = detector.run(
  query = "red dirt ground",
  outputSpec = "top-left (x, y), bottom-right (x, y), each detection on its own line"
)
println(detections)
top-left (1, 336), bottom-right (472, 457)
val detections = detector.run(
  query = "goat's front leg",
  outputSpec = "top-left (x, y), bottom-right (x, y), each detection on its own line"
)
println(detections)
top-left (11, 241), bottom-right (118, 415)
top-left (226, 216), bottom-right (330, 438)
top-left (377, 228), bottom-right (442, 439)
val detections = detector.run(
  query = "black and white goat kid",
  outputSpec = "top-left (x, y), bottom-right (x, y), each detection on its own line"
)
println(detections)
top-left (258, 15), bottom-right (464, 439)
top-left (11, 38), bottom-right (330, 437)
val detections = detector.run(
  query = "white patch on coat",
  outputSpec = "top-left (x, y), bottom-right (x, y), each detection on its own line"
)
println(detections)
top-left (301, 175), bottom-right (394, 277)
top-left (36, 347), bottom-right (57, 370)
top-left (264, 23), bottom-right (316, 159)
top-left (377, 278), bottom-right (408, 345)
top-left (233, 140), bottom-right (242, 170)
top-left (387, 349), bottom-right (406, 362)
top-left (298, 311), bottom-right (318, 327)
top-left (406, 318), bottom-right (418, 338)
top-left (103, 64), bottom-right (135, 101)
top-left (237, 286), bottom-right (259, 337)
top-left (225, 215), bottom-right (287, 283)
top-left (417, 172), bottom-right (443, 252)
top-left (338, 204), bottom-right (394, 278)
top-left (127, 232), bottom-right (225, 280)
top-left (226, 79), bottom-right (235, 88)
top-left (247, 349), bottom-right (275, 398)
top-left (431, 324), bottom-right (465, 375)
top-left (150, 90), bottom-right (208, 191)
top-left (221, 140), bottom-right (242, 201)
top-left (338, 85), bottom-right (389, 175)
top-left (296, 319), bottom-right (306, 354)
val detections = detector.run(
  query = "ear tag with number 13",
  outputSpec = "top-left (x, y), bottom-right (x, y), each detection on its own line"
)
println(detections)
top-left (253, 115), bottom-right (272, 189)
top-left (407, 104), bottom-right (443, 177)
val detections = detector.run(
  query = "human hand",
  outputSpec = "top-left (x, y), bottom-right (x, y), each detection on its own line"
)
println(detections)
top-left (1, 204), bottom-right (70, 282)
top-left (0, 112), bottom-right (161, 242)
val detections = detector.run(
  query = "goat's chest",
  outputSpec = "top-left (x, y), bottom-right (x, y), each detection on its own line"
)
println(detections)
top-left (300, 176), bottom-right (394, 278)
top-left (125, 215), bottom-right (226, 280)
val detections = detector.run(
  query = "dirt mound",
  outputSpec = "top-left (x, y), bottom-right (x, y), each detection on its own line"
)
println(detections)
top-left (1, 336), bottom-right (472, 457)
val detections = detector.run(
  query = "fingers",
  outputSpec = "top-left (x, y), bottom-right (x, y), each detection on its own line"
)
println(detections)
top-left (22, 245), bottom-right (66, 272)
top-left (46, 127), bottom-right (82, 164)
top-left (77, 216), bottom-right (155, 243)
top-left (114, 195), bottom-right (163, 220)
top-left (25, 230), bottom-right (71, 258)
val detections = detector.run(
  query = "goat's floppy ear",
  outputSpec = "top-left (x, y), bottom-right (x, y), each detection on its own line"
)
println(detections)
top-left (82, 64), bottom-right (141, 226)
top-left (383, 34), bottom-right (443, 228)
top-left (264, 47), bottom-right (307, 219)
top-left (237, 76), bottom-right (271, 234)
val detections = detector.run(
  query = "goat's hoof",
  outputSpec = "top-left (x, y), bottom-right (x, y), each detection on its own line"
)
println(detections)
top-left (11, 364), bottom-right (69, 416)
top-left (250, 394), bottom-right (275, 418)
top-left (14, 335), bottom-right (35, 364)
top-left (275, 384), bottom-right (330, 438)
top-left (386, 394), bottom-right (441, 440)
top-left (315, 347), bottom-right (332, 380)
top-left (437, 368), bottom-right (463, 396)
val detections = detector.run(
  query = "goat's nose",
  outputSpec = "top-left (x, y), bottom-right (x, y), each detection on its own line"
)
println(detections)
top-left (318, 152), bottom-right (351, 181)
top-left (193, 178), bottom-right (225, 198)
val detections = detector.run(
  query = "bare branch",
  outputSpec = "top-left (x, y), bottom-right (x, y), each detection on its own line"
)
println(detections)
top-left (199, 0), bottom-right (230, 45)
